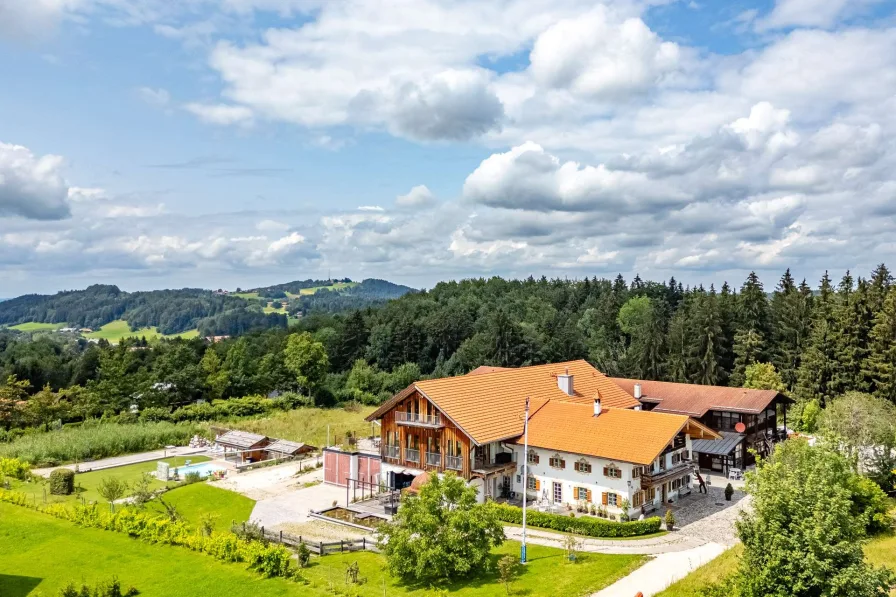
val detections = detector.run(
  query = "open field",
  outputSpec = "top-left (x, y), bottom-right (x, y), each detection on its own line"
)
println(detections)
top-left (0, 501), bottom-right (644, 597)
top-left (211, 405), bottom-right (377, 447)
top-left (145, 483), bottom-right (255, 531)
top-left (84, 320), bottom-right (199, 342)
top-left (287, 281), bottom-right (358, 297)
top-left (264, 303), bottom-right (288, 314)
top-left (8, 322), bottom-right (66, 331)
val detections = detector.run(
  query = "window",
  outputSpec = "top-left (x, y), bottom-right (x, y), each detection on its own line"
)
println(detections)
top-left (576, 487), bottom-right (589, 501)
top-left (607, 492), bottom-right (618, 506)
top-left (672, 452), bottom-right (682, 465)
top-left (527, 450), bottom-right (539, 464)
top-left (549, 455), bottom-right (566, 469)
top-left (603, 464), bottom-right (621, 479)
top-left (632, 490), bottom-right (644, 508)
top-left (527, 476), bottom-right (538, 490)
top-left (632, 465), bottom-right (648, 479)
top-left (575, 459), bottom-right (592, 474)
top-left (647, 487), bottom-right (656, 502)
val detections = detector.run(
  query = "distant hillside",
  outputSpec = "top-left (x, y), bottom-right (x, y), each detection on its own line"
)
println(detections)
top-left (290, 278), bottom-right (416, 313)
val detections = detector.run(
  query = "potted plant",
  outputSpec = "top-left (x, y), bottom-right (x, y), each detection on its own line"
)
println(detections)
top-left (725, 483), bottom-right (734, 501)
top-left (665, 509), bottom-right (676, 531)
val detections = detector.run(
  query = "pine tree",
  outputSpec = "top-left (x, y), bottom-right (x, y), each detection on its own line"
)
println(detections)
top-left (738, 271), bottom-right (770, 339)
top-left (336, 310), bottom-right (370, 371)
top-left (863, 286), bottom-right (896, 403)
top-left (689, 287), bottom-right (725, 385)
top-left (718, 281), bottom-right (737, 373)
top-left (831, 274), bottom-right (873, 394)
top-left (795, 272), bottom-right (837, 406)
top-left (770, 270), bottom-right (813, 390)
top-left (731, 328), bottom-right (764, 387)
top-left (664, 302), bottom-right (690, 383)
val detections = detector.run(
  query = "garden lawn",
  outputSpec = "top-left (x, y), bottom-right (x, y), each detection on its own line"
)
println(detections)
top-left (145, 483), bottom-right (255, 531)
top-left (0, 502), bottom-right (645, 597)
top-left (212, 406), bottom-right (376, 447)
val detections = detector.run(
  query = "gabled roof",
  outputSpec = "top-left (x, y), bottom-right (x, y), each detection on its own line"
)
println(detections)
top-left (265, 439), bottom-right (313, 455)
top-left (367, 360), bottom-right (641, 445)
top-left (513, 402), bottom-right (720, 465)
top-left (610, 377), bottom-right (790, 417)
top-left (216, 430), bottom-right (268, 449)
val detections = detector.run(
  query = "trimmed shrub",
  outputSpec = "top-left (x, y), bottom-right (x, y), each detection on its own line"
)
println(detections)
top-left (724, 483), bottom-right (734, 501)
top-left (665, 509), bottom-right (675, 531)
top-left (492, 503), bottom-right (662, 538)
top-left (50, 469), bottom-right (75, 495)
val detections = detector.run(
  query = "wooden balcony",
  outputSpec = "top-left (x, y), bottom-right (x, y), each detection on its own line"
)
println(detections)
top-left (382, 444), bottom-right (400, 460)
top-left (405, 448), bottom-right (421, 464)
top-left (395, 411), bottom-right (445, 428)
top-left (445, 455), bottom-right (463, 471)
top-left (641, 461), bottom-right (693, 489)
top-left (425, 451), bottom-right (442, 467)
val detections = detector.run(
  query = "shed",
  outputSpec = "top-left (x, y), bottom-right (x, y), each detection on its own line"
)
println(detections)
top-left (216, 430), bottom-right (269, 463)
top-left (265, 439), bottom-right (315, 458)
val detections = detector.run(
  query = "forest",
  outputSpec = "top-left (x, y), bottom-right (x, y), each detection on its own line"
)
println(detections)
top-left (3, 266), bottom-right (896, 434)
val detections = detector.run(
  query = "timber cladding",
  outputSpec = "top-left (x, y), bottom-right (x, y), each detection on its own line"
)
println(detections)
top-left (380, 390), bottom-right (473, 479)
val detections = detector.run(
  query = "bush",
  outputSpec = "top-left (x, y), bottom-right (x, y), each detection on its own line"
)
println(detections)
top-left (0, 457), bottom-right (31, 480)
top-left (725, 483), bottom-right (734, 501)
top-left (492, 503), bottom-right (662, 538)
top-left (138, 407), bottom-right (172, 423)
top-left (849, 475), bottom-right (893, 535)
top-left (60, 577), bottom-right (138, 597)
top-left (296, 542), bottom-right (311, 568)
top-left (50, 469), bottom-right (75, 495)
top-left (182, 471), bottom-right (202, 485)
top-left (665, 509), bottom-right (675, 530)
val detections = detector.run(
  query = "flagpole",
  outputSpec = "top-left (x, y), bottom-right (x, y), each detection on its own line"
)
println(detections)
top-left (521, 396), bottom-right (529, 564)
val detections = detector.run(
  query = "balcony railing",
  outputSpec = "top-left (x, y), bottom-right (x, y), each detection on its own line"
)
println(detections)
top-left (382, 444), bottom-right (399, 459)
top-left (446, 455), bottom-right (463, 471)
top-left (405, 448), bottom-right (420, 463)
top-left (395, 411), bottom-right (444, 427)
top-left (641, 461), bottom-right (693, 489)
top-left (425, 452), bottom-right (442, 467)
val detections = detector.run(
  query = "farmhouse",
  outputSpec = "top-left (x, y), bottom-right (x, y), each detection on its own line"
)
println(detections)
top-left (360, 360), bottom-right (721, 519)
top-left (611, 378), bottom-right (792, 475)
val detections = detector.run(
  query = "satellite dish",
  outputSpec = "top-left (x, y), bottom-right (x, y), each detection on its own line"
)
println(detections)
top-left (735, 422), bottom-right (746, 433)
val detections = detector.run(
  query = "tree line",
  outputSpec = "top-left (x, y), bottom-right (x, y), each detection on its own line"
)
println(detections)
top-left (3, 266), bottom-right (896, 432)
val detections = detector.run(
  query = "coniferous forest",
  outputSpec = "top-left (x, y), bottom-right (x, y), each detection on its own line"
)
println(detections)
top-left (3, 266), bottom-right (896, 432)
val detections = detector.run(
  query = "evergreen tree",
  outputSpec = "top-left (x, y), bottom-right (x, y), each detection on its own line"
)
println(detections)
top-left (831, 274), bottom-right (872, 395)
top-left (770, 270), bottom-right (813, 390)
top-left (664, 302), bottom-right (690, 383)
top-left (863, 286), bottom-right (896, 403)
top-left (335, 311), bottom-right (369, 371)
top-left (689, 287), bottom-right (725, 385)
top-left (738, 271), bottom-right (771, 339)
top-left (730, 328), bottom-right (764, 387)
top-left (796, 272), bottom-right (837, 406)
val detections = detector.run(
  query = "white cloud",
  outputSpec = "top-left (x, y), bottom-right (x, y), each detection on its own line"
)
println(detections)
top-left (0, 141), bottom-right (71, 220)
top-left (255, 219), bottom-right (290, 232)
top-left (528, 7), bottom-right (681, 98)
top-left (67, 186), bottom-right (109, 202)
top-left (0, 0), bottom-right (84, 40)
top-left (183, 102), bottom-right (254, 125)
top-left (395, 185), bottom-right (436, 209)
top-left (756, 0), bottom-right (887, 31)
top-left (357, 205), bottom-right (385, 212)
top-left (137, 86), bottom-right (171, 107)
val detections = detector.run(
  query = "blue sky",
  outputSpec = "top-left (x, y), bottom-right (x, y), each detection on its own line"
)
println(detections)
top-left (1, 0), bottom-right (895, 295)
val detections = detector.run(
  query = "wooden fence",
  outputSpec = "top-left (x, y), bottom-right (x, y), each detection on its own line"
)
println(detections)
top-left (231, 521), bottom-right (379, 555)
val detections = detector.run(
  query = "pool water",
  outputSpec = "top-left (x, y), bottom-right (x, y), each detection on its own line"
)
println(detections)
top-left (170, 461), bottom-right (228, 479)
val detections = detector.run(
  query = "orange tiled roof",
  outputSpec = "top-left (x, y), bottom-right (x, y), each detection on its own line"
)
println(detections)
top-left (367, 360), bottom-right (641, 445)
top-left (610, 377), bottom-right (790, 416)
top-left (513, 402), bottom-right (720, 465)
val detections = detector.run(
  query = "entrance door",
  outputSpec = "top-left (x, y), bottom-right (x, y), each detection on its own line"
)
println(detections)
top-left (552, 482), bottom-right (562, 503)
top-left (662, 482), bottom-right (667, 504)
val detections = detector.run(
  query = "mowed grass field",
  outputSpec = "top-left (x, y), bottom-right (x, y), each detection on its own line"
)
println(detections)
top-left (0, 502), bottom-right (644, 597)
top-left (8, 322), bottom-right (66, 331)
top-left (213, 405), bottom-right (377, 447)
top-left (145, 483), bottom-right (255, 532)
top-left (84, 320), bottom-right (199, 343)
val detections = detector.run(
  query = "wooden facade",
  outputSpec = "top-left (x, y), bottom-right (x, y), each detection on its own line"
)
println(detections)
top-left (379, 390), bottom-right (474, 479)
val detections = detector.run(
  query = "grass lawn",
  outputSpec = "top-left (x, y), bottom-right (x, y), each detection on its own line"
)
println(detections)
top-left (233, 292), bottom-right (260, 299)
top-left (212, 406), bottom-right (377, 447)
top-left (83, 320), bottom-right (198, 343)
top-left (145, 483), bottom-right (255, 531)
top-left (264, 303), bottom-right (287, 314)
top-left (12, 456), bottom-right (210, 505)
top-left (0, 502), bottom-right (644, 597)
top-left (8, 322), bottom-right (66, 332)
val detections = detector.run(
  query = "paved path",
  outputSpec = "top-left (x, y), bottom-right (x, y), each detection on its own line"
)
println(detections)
top-left (592, 542), bottom-right (729, 597)
top-left (32, 446), bottom-right (206, 477)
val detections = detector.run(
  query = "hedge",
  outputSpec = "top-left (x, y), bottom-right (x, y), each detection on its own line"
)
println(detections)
top-left (493, 503), bottom-right (662, 538)
top-left (50, 468), bottom-right (75, 495)
top-left (0, 489), bottom-right (294, 579)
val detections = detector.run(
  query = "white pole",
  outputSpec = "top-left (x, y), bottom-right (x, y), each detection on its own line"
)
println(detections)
top-left (521, 396), bottom-right (529, 564)
top-left (327, 424), bottom-right (330, 448)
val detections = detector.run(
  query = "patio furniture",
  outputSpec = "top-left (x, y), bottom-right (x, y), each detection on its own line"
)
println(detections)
top-left (728, 468), bottom-right (743, 481)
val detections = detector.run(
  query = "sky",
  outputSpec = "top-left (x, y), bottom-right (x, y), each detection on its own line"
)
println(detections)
top-left (1, 0), bottom-right (895, 295)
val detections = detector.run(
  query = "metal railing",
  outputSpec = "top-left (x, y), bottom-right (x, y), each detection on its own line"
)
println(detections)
top-left (405, 448), bottom-right (420, 463)
top-left (395, 411), bottom-right (442, 426)
top-left (425, 452), bottom-right (442, 466)
top-left (446, 455), bottom-right (463, 471)
top-left (382, 445), bottom-right (399, 459)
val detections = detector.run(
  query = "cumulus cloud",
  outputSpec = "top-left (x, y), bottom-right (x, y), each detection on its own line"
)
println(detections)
top-left (395, 185), bottom-right (436, 209)
top-left (529, 7), bottom-right (681, 98)
top-left (756, 0), bottom-right (887, 31)
top-left (0, 141), bottom-right (71, 220)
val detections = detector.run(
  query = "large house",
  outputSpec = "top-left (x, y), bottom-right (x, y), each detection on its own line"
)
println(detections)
top-left (611, 378), bottom-right (792, 474)
top-left (362, 360), bottom-right (720, 519)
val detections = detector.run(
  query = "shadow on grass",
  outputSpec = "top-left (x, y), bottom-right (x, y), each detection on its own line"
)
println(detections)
top-left (0, 574), bottom-right (43, 597)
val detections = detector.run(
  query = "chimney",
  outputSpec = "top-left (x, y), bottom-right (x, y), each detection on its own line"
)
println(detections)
top-left (593, 394), bottom-right (602, 417)
top-left (557, 368), bottom-right (574, 396)
top-left (634, 383), bottom-right (642, 399)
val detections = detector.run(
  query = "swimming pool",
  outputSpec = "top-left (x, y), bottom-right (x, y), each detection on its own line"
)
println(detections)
top-left (170, 461), bottom-right (228, 479)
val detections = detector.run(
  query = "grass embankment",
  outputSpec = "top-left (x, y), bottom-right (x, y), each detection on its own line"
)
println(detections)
top-left (146, 483), bottom-right (255, 532)
top-left (657, 534), bottom-right (896, 597)
top-left (214, 405), bottom-right (377, 447)
top-left (0, 501), bottom-right (643, 597)
top-left (0, 421), bottom-right (200, 465)
top-left (84, 320), bottom-right (199, 342)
